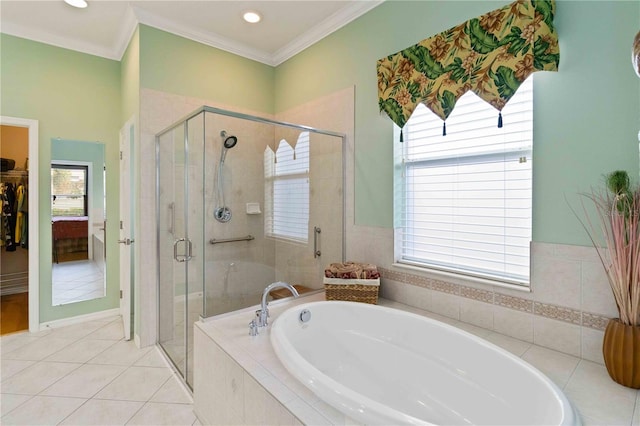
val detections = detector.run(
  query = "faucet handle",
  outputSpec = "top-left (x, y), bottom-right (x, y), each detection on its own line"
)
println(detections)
top-left (255, 308), bottom-right (269, 327)
top-left (249, 319), bottom-right (259, 336)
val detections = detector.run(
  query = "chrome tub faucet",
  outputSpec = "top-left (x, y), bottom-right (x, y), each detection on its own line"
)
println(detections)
top-left (250, 282), bottom-right (299, 334)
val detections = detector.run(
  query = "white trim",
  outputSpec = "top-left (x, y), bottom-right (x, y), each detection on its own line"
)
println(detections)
top-left (1, 21), bottom-right (122, 61)
top-left (1, 116), bottom-right (39, 332)
top-left (39, 308), bottom-right (120, 330)
top-left (271, 1), bottom-right (384, 66)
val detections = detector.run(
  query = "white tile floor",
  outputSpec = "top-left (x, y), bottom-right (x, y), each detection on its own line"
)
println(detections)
top-left (0, 316), bottom-right (196, 425)
top-left (52, 260), bottom-right (105, 306)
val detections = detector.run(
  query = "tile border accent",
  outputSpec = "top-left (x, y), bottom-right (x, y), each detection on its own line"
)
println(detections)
top-left (582, 312), bottom-right (610, 330)
top-left (494, 293), bottom-right (533, 313)
top-left (379, 267), bottom-right (610, 331)
top-left (534, 302), bottom-right (582, 325)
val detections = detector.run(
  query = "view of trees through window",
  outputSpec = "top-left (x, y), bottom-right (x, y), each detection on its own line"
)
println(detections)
top-left (51, 165), bottom-right (88, 216)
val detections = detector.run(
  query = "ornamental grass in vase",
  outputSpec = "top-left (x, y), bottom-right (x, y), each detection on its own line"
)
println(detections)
top-left (580, 170), bottom-right (640, 388)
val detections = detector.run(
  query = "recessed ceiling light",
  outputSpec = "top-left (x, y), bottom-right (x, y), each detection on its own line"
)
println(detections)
top-left (64, 0), bottom-right (88, 8)
top-left (243, 11), bottom-right (261, 24)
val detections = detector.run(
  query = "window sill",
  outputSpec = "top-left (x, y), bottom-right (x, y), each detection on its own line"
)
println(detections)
top-left (391, 262), bottom-right (531, 293)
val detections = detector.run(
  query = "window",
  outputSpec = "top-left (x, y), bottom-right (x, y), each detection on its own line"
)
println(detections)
top-left (264, 132), bottom-right (310, 242)
top-left (395, 77), bottom-right (533, 285)
top-left (51, 165), bottom-right (88, 217)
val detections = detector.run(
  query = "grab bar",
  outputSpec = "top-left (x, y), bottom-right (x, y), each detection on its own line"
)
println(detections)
top-left (210, 234), bottom-right (255, 245)
top-left (314, 226), bottom-right (321, 258)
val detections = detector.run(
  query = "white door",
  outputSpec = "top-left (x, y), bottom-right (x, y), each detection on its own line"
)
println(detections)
top-left (119, 120), bottom-right (134, 340)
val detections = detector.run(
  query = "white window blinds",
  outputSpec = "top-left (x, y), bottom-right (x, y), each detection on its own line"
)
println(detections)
top-left (395, 77), bottom-right (533, 285)
top-left (264, 132), bottom-right (310, 242)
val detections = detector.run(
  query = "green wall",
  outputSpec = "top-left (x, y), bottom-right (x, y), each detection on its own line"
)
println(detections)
top-left (0, 34), bottom-right (121, 323)
top-left (139, 25), bottom-right (275, 115)
top-left (275, 0), bottom-right (640, 247)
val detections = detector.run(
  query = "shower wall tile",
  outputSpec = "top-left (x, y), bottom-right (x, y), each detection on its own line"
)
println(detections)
top-left (531, 253), bottom-right (582, 310)
top-left (459, 298), bottom-right (494, 330)
top-left (379, 278), bottom-right (403, 303)
top-left (405, 283), bottom-right (432, 312)
top-left (555, 243), bottom-right (602, 263)
top-left (362, 226), bottom-right (394, 269)
top-left (492, 305), bottom-right (534, 343)
top-left (533, 316), bottom-right (582, 357)
top-left (430, 291), bottom-right (460, 320)
top-left (581, 327), bottom-right (605, 364)
top-left (581, 260), bottom-right (618, 318)
top-left (369, 237), bottom-right (614, 361)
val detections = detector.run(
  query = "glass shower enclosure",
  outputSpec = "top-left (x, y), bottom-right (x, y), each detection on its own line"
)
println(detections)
top-left (156, 106), bottom-right (345, 388)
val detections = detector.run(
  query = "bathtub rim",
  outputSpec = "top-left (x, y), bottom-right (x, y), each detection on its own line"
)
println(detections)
top-left (271, 300), bottom-right (580, 426)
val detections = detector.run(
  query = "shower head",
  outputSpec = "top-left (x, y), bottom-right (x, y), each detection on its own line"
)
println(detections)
top-left (220, 130), bottom-right (238, 149)
top-left (219, 130), bottom-right (238, 165)
top-left (224, 135), bottom-right (238, 149)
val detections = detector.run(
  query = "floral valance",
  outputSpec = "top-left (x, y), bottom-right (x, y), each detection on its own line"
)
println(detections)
top-left (377, 0), bottom-right (559, 137)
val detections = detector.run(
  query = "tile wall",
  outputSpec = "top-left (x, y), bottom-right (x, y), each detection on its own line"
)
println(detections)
top-left (347, 224), bottom-right (616, 364)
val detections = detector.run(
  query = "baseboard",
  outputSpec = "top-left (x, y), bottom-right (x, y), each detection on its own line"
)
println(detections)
top-left (39, 308), bottom-right (120, 331)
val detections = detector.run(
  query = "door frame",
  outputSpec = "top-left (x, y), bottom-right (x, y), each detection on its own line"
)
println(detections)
top-left (1, 116), bottom-right (40, 332)
top-left (119, 117), bottom-right (135, 341)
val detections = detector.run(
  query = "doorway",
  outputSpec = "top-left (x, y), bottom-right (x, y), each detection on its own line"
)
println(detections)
top-left (0, 117), bottom-right (39, 334)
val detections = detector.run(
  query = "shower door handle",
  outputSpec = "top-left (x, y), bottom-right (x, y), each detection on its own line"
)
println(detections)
top-left (173, 238), bottom-right (187, 262)
top-left (173, 238), bottom-right (193, 262)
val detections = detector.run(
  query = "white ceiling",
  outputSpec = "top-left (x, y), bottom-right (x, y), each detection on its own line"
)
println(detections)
top-left (0, 0), bottom-right (383, 66)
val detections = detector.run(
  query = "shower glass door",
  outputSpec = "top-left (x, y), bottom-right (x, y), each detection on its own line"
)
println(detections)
top-left (185, 113), bottom-right (205, 386)
top-left (157, 111), bottom-right (205, 388)
top-left (158, 121), bottom-right (187, 380)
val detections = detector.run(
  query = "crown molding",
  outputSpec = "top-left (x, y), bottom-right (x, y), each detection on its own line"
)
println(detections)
top-left (113, 5), bottom-right (139, 60)
top-left (271, 0), bottom-right (384, 66)
top-left (2, 1), bottom-right (384, 66)
top-left (1, 21), bottom-right (121, 61)
top-left (131, 5), bottom-right (274, 65)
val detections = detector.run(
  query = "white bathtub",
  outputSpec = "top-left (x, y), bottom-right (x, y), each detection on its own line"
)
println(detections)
top-left (271, 301), bottom-right (580, 426)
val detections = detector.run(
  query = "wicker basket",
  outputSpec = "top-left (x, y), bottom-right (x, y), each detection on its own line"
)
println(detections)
top-left (323, 277), bottom-right (380, 304)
